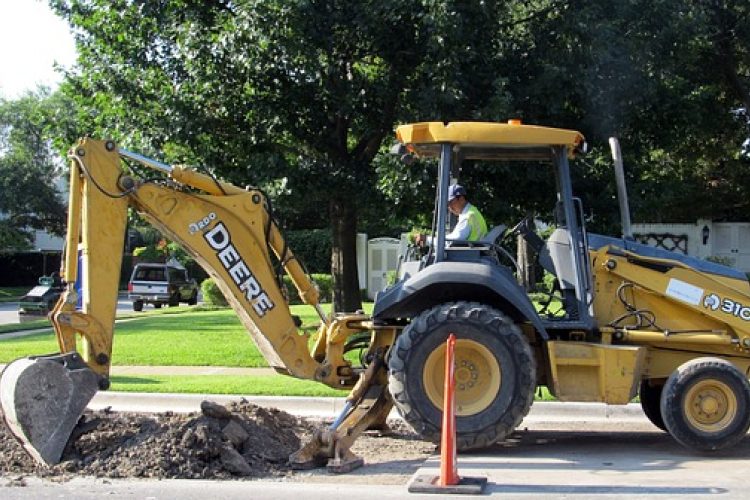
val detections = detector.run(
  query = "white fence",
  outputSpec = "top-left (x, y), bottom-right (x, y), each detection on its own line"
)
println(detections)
top-left (632, 219), bottom-right (750, 272)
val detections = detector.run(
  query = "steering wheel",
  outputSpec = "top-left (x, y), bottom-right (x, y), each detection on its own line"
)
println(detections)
top-left (503, 212), bottom-right (535, 243)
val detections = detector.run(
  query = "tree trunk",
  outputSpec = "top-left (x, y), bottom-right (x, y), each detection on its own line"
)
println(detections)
top-left (330, 195), bottom-right (363, 313)
top-left (517, 236), bottom-right (536, 292)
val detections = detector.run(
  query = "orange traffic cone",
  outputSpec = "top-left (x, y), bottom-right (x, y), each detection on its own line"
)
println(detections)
top-left (440, 333), bottom-right (459, 486)
top-left (408, 333), bottom-right (487, 495)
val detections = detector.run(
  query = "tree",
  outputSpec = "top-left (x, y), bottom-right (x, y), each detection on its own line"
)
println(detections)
top-left (50, 0), bottom-right (750, 303)
top-left (0, 88), bottom-right (71, 251)
top-left (489, 0), bottom-right (750, 230)
top-left (51, 0), bottom-right (432, 310)
top-left (51, 0), bottom-right (544, 310)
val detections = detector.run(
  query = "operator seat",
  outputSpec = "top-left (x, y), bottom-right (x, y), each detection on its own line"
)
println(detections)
top-left (481, 224), bottom-right (507, 245)
top-left (538, 228), bottom-right (580, 318)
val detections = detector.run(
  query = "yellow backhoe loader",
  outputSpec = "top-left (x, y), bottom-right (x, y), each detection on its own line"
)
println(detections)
top-left (3, 121), bottom-right (750, 474)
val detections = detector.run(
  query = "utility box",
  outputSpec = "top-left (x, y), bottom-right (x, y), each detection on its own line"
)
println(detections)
top-left (366, 237), bottom-right (400, 300)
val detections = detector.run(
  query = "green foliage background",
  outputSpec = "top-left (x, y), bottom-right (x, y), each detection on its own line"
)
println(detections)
top-left (3, 1), bottom-right (750, 289)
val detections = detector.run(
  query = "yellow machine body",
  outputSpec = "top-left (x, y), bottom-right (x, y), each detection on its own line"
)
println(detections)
top-left (4, 121), bottom-right (750, 469)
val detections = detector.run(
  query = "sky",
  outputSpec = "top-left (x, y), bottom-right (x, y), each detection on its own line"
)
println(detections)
top-left (0, 0), bottom-right (77, 98)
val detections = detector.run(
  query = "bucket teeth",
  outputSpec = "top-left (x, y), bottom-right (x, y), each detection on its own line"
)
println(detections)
top-left (0, 352), bottom-right (101, 465)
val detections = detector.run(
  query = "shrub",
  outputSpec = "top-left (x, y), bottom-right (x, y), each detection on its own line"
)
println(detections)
top-left (132, 241), bottom-right (168, 262)
top-left (201, 278), bottom-right (229, 307)
top-left (283, 229), bottom-right (331, 274)
top-left (705, 255), bottom-right (735, 267)
top-left (283, 274), bottom-right (332, 304)
top-left (0, 252), bottom-right (62, 286)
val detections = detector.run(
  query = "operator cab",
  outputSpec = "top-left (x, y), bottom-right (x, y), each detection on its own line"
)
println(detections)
top-left (375, 121), bottom-right (594, 336)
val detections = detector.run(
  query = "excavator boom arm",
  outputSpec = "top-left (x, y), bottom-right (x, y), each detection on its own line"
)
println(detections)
top-left (1, 138), bottom-right (392, 468)
top-left (56, 139), bottom-right (328, 380)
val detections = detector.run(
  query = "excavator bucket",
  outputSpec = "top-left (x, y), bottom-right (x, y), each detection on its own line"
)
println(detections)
top-left (0, 352), bottom-right (101, 465)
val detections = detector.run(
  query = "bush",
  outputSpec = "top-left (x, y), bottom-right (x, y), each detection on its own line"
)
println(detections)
top-left (283, 274), bottom-right (332, 304)
top-left (705, 255), bottom-right (735, 267)
top-left (132, 240), bottom-right (169, 263)
top-left (201, 278), bottom-right (229, 307)
top-left (283, 229), bottom-right (331, 274)
top-left (201, 273), bottom-right (331, 307)
top-left (0, 252), bottom-right (62, 286)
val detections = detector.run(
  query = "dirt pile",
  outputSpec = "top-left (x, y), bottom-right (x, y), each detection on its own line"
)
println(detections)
top-left (1, 400), bottom-right (314, 479)
top-left (0, 399), bottom-right (434, 482)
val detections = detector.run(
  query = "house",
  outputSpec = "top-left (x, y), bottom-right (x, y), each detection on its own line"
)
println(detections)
top-left (632, 219), bottom-right (750, 272)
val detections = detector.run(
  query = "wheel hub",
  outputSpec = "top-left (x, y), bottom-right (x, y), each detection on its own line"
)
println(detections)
top-left (455, 361), bottom-right (478, 389)
top-left (696, 393), bottom-right (720, 417)
top-left (685, 381), bottom-right (737, 431)
top-left (424, 339), bottom-right (501, 417)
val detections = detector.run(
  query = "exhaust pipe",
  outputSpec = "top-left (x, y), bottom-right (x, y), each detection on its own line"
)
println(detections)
top-left (609, 137), bottom-right (633, 240)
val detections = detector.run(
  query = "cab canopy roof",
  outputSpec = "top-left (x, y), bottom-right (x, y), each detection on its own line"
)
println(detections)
top-left (395, 121), bottom-right (585, 162)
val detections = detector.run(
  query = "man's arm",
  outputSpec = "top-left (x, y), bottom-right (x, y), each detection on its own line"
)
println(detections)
top-left (446, 217), bottom-right (472, 240)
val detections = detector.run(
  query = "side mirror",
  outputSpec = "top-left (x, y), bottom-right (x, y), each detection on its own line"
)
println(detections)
top-left (389, 142), bottom-right (415, 164)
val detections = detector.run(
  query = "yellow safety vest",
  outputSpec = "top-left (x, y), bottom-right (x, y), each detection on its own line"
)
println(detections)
top-left (466, 205), bottom-right (488, 241)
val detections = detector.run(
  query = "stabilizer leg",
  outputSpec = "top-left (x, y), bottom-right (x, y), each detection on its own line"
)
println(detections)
top-left (289, 355), bottom-right (393, 473)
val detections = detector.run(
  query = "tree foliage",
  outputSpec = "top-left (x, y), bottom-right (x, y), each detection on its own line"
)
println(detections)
top-left (38, 0), bottom-right (750, 301)
top-left (0, 88), bottom-right (72, 251)
top-left (49, 0), bottom-right (553, 309)
top-left (379, 0), bottom-right (750, 232)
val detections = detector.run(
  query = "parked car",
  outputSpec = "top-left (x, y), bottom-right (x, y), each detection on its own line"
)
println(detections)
top-left (128, 261), bottom-right (199, 311)
top-left (17, 275), bottom-right (65, 322)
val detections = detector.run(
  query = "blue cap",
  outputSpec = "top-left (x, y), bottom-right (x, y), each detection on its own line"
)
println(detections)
top-left (448, 184), bottom-right (467, 201)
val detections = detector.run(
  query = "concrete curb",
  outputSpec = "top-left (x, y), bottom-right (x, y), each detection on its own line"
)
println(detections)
top-left (88, 391), bottom-right (648, 422)
top-left (89, 392), bottom-right (352, 417)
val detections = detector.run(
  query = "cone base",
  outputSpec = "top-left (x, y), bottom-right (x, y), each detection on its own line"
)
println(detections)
top-left (408, 474), bottom-right (488, 495)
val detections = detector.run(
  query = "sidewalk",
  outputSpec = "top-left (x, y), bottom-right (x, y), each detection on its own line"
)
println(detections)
top-left (109, 365), bottom-right (277, 376)
top-left (85, 388), bottom-right (647, 420)
top-left (0, 362), bottom-right (353, 417)
top-left (0, 362), bottom-right (647, 420)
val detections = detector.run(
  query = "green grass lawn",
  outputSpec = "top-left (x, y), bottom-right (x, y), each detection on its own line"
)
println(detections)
top-left (0, 287), bottom-right (28, 303)
top-left (0, 305), bottom-right (328, 366)
top-left (0, 304), bottom-right (361, 396)
top-left (0, 302), bottom-right (561, 400)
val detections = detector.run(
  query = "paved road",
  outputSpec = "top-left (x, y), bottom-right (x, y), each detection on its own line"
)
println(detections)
top-left (2, 397), bottom-right (749, 499)
top-left (0, 296), bottom-right (199, 326)
top-left (0, 298), bottom-right (132, 326)
top-left (0, 302), bottom-right (27, 326)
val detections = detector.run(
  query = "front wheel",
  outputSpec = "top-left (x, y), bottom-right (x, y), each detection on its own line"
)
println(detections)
top-left (388, 301), bottom-right (536, 450)
top-left (661, 357), bottom-right (750, 452)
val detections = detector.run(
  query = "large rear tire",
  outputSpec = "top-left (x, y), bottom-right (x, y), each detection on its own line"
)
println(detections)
top-left (661, 357), bottom-right (750, 452)
top-left (388, 301), bottom-right (536, 450)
